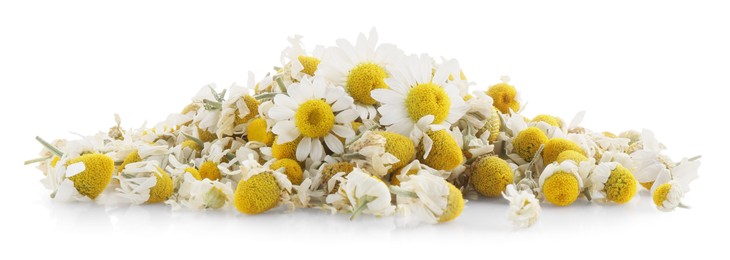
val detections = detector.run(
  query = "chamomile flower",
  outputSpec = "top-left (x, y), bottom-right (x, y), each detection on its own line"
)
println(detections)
top-left (270, 76), bottom-right (358, 162)
top-left (372, 55), bottom-right (469, 138)
top-left (539, 161), bottom-right (584, 206)
top-left (325, 168), bottom-right (395, 219)
top-left (590, 162), bottom-right (637, 203)
top-left (393, 170), bottom-right (464, 226)
top-left (651, 157), bottom-right (700, 211)
top-left (316, 28), bottom-right (403, 120)
top-left (115, 160), bottom-right (174, 204)
top-left (167, 172), bottom-right (234, 210)
top-left (233, 155), bottom-right (293, 215)
top-left (192, 84), bottom-right (225, 134)
top-left (216, 72), bottom-right (260, 138)
top-left (470, 156), bottom-right (514, 197)
top-left (65, 153), bottom-right (115, 200)
top-left (631, 129), bottom-right (674, 190)
top-left (280, 35), bottom-right (324, 81)
top-left (346, 131), bottom-right (401, 178)
top-left (417, 128), bottom-right (464, 171)
top-left (486, 76), bottom-right (522, 114)
top-left (502, 184), bottom-right (541, 228)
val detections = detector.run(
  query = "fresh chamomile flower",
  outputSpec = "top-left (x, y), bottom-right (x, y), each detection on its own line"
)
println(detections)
top-left (115, 160), bottom-right (174, 204)
top-left (270, 76), bottom-right (358, 162)
top-left (345, 131), bottom-right (401, 178)
top-left (590, 162), bottom-right (636, 203)
top-left (325, 167), bottom-right (395, 219)
top-left (486, 76), bottom-right (521, 114)
top-left (316, 28), bottom-right (403, 120)
top-left (167, 172), bottom-right (234, 210)
top-left (393, 172), bottom-right (463, 226)
top-left (65, 153), bottom-right (115, 200)
top-left (539, 161), bottom-right (584, 206)
top-left (416, 129), bottom-right (464, 171)
top-left (650, 157), bottom-right (700, 211)
top-left (502, 184), bottom-right (541, 228)
top-left (216, 72), bottom-right (260, 138)
top-left (542, 138), bottom-right (586, 165)
top-left (280, 35), bottom-right (324, 81)
top-left (372, 55), bottom-right (469, 138)
top-left (470, 156), bottom-right (514, 197)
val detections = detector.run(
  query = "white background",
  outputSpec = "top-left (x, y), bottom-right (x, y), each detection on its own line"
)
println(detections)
top-left (1, 0), bottom-right (728, 259)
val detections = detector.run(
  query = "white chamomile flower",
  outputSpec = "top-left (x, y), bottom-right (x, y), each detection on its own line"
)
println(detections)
top-left (458, 90), bottom-right (494, 131)
top-left (114, 161), bottom-right (171, 205)
top-left (46, 160), bottom-right (90, 202)
top-left (316, 28), bottom-right (403, 120)
top-left (652, 180), bottom-right (684, 212)
top-left (502, 184), bottom-right (541, 228)
top-left (325, 168), bottom-right (395, 219)
top-left (192, 84), bottom-right (225, 133)
top-left (372, 54), bottom-right (469, 140)
top-left (280, 35), bottom-right (325, 81)
top-left (269, 76), bottom-right (358, 162)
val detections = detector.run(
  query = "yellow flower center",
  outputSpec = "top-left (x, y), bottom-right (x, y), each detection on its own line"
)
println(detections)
top-left (375, 131), bottom-right (415, 174)
top-left (118, 150), bottom-right (141, 173)
top-left (181, 140), bottom-right (202, 151)
top-left (653, 183), bottom-right (672, 207)
top-left (513, 127), bottom-right (549, 161)
top-left (199, 161), bottom-right (221, 181)
top-left (272, 136), bottom-right (301, 160)
top-left (556, 150), bottom-right (588, 163)
top-left (67, 153), bottom-right (114, 200)
top-left (147, 167), bottom-right (174, 203)
top-left (640, 181), bottom-right (655, 190)
top-left (439, 182), bottom-right (465, 223)
top-left (247, 118), bottom-right (274, 146)
top-left (417, 130), bottom-right (463, 171)
top-left (346, 62), bottom-right (388, 105)
top-left (234, 173), bottom-right (281, 214)
top-left (184, 167), bottom-right (202, 180)
top-left (297, 55), bottom-right (320, 76)
top-left (604, 165), bottom-right (637, 204)
top-left (389, 168), bottom-right (419, 186)
top-left (405, 83), bottom-right (451, 124)
top-left (486, 82), bottom-right (520, 114)
top-left (542, 171), bottom-right (580, 206)
top-left (542, 138), bottom-right (585, 165)
top-left (197, 127), bottom-right (217, 143)
top-left (295, 99), bottom-right (335, 138)
top-left (235, 95), bottom-right (260, 125)
top-left (531, 114), bottom-right (561, 127)
top-left (321, 162), bottom-right (355, 192)
top-left (470, 156), bottom-right (514, 197)
top-left (270, 159), bottom-right (304, 185)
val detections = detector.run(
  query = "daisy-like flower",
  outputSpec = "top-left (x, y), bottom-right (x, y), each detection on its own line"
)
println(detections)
top-left (233, 154), bottom-right (293, 215)
top-left (325, 168), bottom-right (395, 219)
top-left (166, 172), bottom-right (234, 210)
top-left (486, 76), bottom-right (522, 114)
top-left (372, 55), bottom-right (468, 140)
top-left (539, 161), bottom-right (584, 206)
top-left (280, 35), bottom-right (324, 82)
top-left (457, 90), bottom-right (495, 133)
top-left (589, 162), bottom-right (637, 203)
top-left (269, 76), bottom-right (358, 162)
top-left (316, 28), bottom-right (403, 120)
top-left (345, 131), bottom-right (400, 178)
top-left (651, 157), bottom-right (700, 211)
top-left (631, 129), bottom-right (674, 190)
top-left (216, 72), bottom-right (261, 138)
top-left (502, 184), bottom-right (541, 228)
top-left (114, 160), bottom-right (174, 205)
top-left (392, 172), bottom-right (464, 227)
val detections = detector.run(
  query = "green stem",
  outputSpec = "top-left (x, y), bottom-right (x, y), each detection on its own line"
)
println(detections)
top-left (389, 186), bottom-right (418, 198)
top-left (688, 155), bottom-right (702, 162)
top-left (341, 153), bottom-right (367, 161)
top-left (254, 92), bottom-right (279, 101)
top-left (35, 136), bottom-right (63, 157)
top-left (203, 99), bottom-right (222, 110)
top-left (275, 77), bottom-right (287, 93)
top-left (181, 132), bottom-right (205, 148)
top-left (349, 195), bottom-right (376, 221)
top-left (24, 156), bottom-right (53, 165)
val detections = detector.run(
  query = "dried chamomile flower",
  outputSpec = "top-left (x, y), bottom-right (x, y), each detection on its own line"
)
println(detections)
top-left (471, 156), bottom-right (514, 198)
top-left (542, 138), bottom-right (586, 165)
top-left (417, 129), bottom-right (463, 171)
top-left (325, 168), bottom-right (395, 219)
top-left (486, 76), bottom-right (520, 114)
top-left (66, 153), bottom-right (115, 200)
top-left (502, 184), bottom-right (541, 228)
top-left (539, 161), bottom-right (583, 206)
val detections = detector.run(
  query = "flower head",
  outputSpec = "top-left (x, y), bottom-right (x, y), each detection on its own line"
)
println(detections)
top-left (470, 156), bottom-right (514, 197)
top-left (539, 161), bottom-right (583, 206)
top-left (502, 184), bottom-right (541, 228)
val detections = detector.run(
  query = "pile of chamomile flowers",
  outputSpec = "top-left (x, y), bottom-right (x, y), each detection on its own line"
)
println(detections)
top-left (25, 29), bottom-right (701, 228)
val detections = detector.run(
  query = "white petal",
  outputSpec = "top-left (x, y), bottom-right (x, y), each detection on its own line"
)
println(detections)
top-left (332, 125), bottom-right (355, 138)
top-left (296, 137), bottom-right (312, 161)
top-left (268, 106), bottom-right (295, 120)
top-left (272, 121), bottom-right (299, 143)
top-left (324, 134), bottom-right (344, 154)
top-left (335, 109), bottom-right (359, 124)
top-left (371, 89), bottom-right (405, 104)
top-left (311, 139), bottom-right (324, 161)
top-left (65, 162), bottom-right (86, 178)
top-left (384, 78), bottom-right (409, 95)
top-left (421, 133), bottom-right (434, 159)
top-left (331, 97), bottom-right (354, 112)
top-left (274, 94), bottom-right (299, 111)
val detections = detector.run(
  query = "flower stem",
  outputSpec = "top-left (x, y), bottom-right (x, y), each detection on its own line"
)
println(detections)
top-left (349, 195), bottom-right (376, 221)
top-left (275, 77), bottom-right (287, 93)
top-left (35, 136), bottom-right (63, 157)
top-left (24, 156), bottom-right (53, 165)
top-left (181, 132), bottom-right (205, 148)
top-left (253, 92), bottom-right (278, 101)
